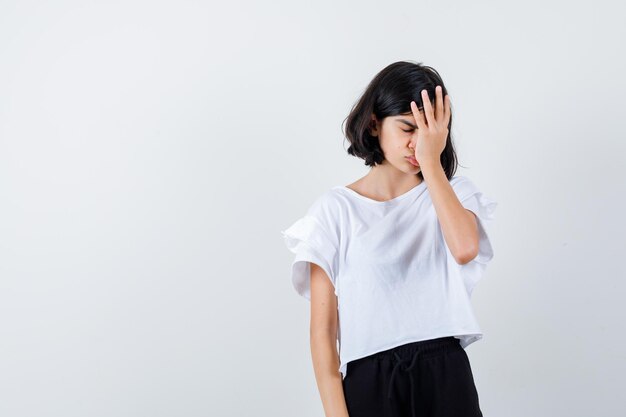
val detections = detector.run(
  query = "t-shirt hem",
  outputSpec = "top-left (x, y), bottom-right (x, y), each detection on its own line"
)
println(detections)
top-left (338, 330), bottom-right (484, 380)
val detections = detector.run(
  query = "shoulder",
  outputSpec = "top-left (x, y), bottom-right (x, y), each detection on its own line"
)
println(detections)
top-left (308, 187), bottom-right (341, 208)
top-left (449, 175), bottom-right (481, 198)
top-left (449, 174), bottom-right (473, 186)
top-left (303, 188), bottom-right (345, 234)
top-left (306, 188), bottom-right (342, 216)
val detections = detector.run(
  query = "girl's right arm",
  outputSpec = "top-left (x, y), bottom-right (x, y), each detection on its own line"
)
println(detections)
top-left (309, 262), bottom-right (350, 417)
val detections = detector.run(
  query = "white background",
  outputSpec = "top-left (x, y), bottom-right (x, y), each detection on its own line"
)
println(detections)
top-left (1, 1), bottom-right (624, 416)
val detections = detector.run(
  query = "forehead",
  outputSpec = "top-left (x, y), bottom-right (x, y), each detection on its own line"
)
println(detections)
top-left (393, 109), bottom-right (422, 119)
top-left (390, 116), bottom-right (417, 128)
top-left (392, 113), bottom-right (417, 121)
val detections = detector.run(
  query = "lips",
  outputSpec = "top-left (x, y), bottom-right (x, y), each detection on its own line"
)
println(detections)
top-left (406, 156), bottom-right (419, 166)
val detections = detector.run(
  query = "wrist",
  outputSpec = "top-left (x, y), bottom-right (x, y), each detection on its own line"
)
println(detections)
top-left (419, 159), bottom-right (443, 173)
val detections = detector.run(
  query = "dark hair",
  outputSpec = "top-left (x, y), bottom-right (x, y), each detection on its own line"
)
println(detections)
top-left (342, 60), bottom-right (459, 181)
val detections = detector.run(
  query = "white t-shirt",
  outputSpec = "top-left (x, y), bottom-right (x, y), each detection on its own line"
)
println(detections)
top-left (281, 175), bottom-right (497, 380)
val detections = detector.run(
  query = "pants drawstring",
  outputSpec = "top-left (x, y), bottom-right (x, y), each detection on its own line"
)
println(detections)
top-left (387, 349), bottom-right (422, 417)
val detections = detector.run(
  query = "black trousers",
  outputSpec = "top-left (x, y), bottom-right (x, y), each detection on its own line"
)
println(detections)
top-left (342, 336), bottom-right (483, 417)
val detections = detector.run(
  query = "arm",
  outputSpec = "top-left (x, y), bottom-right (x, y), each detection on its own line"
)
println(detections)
top-left (309, 262), bottom-right (350, 417)
top-left (421, 162), bottom-right (480, 265)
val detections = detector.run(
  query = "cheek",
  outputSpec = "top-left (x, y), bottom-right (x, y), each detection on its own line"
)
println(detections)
top-left (379, 130), bottom-right (409, 151)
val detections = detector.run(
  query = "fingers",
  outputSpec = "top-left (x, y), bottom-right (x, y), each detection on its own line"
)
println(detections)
top-left (444, 94), bottom-right (451, 127)
top-left (435, 85), bottom-right (444, 121)
top-left (421, 86), bottom-right (450, 127)
top-left (421, 89), bottom-right (435, 126)
top-left (410, 100), bottom-right (427, 130)
top-left (413, 86), bottom-right (451, 130)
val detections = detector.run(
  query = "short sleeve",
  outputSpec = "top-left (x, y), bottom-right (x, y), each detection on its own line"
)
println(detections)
top-left (448, 176), bottom-right (498, 293)
top-left (280, 194), bottom-right (340, 301)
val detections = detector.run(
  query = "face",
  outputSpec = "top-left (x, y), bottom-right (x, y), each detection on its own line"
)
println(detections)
top-left (370, 112), bottom-right (421, 173)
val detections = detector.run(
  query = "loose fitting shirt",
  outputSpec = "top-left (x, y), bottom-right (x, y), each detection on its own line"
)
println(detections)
top-left (281, 175), bottom-right (497, 379)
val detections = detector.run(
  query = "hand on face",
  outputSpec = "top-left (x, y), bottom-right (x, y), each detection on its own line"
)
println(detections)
top-left (409, 85), bottom-right (451, 166)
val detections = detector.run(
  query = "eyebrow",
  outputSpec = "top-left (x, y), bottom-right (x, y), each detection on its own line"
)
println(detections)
top-left (396, 119), bottom-right (417, 129)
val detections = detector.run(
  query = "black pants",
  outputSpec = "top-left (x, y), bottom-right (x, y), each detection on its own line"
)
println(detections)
top-left (342, 336), bottom-right (483, 417)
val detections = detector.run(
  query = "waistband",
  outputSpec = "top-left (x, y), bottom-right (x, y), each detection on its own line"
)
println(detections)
top-left (370, 336), bottom-right (462, 362)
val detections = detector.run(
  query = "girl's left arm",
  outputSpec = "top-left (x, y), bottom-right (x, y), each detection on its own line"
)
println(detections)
top-left (421, 162), bottom-right (479, 265)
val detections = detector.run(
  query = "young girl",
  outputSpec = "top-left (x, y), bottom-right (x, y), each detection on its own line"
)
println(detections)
top-left (281, 61), bottom-right (497, 417)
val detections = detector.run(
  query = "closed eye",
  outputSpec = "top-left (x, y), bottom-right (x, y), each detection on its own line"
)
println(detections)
top-left (402, 129), bottom-right (414, 133)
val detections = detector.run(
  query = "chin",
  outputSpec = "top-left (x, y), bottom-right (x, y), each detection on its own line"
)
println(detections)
top-left (403, 162), bottom-right (421, 172)
top-left (400, 166), bottom-right (421, 174)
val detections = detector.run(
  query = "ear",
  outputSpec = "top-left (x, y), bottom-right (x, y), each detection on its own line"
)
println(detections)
top-left (369, 114), bottom-right (379, 136)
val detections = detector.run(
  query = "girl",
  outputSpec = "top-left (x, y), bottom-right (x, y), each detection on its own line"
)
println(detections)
top-left (281, 61), bottom-right (497, 417)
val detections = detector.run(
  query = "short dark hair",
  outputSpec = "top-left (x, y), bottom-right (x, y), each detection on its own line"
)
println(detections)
top-left (342, 60), bottom-right (459, 181)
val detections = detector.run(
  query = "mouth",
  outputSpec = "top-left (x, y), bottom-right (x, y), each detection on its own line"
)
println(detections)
top-left (405, 156), bottom-right (419, 167)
